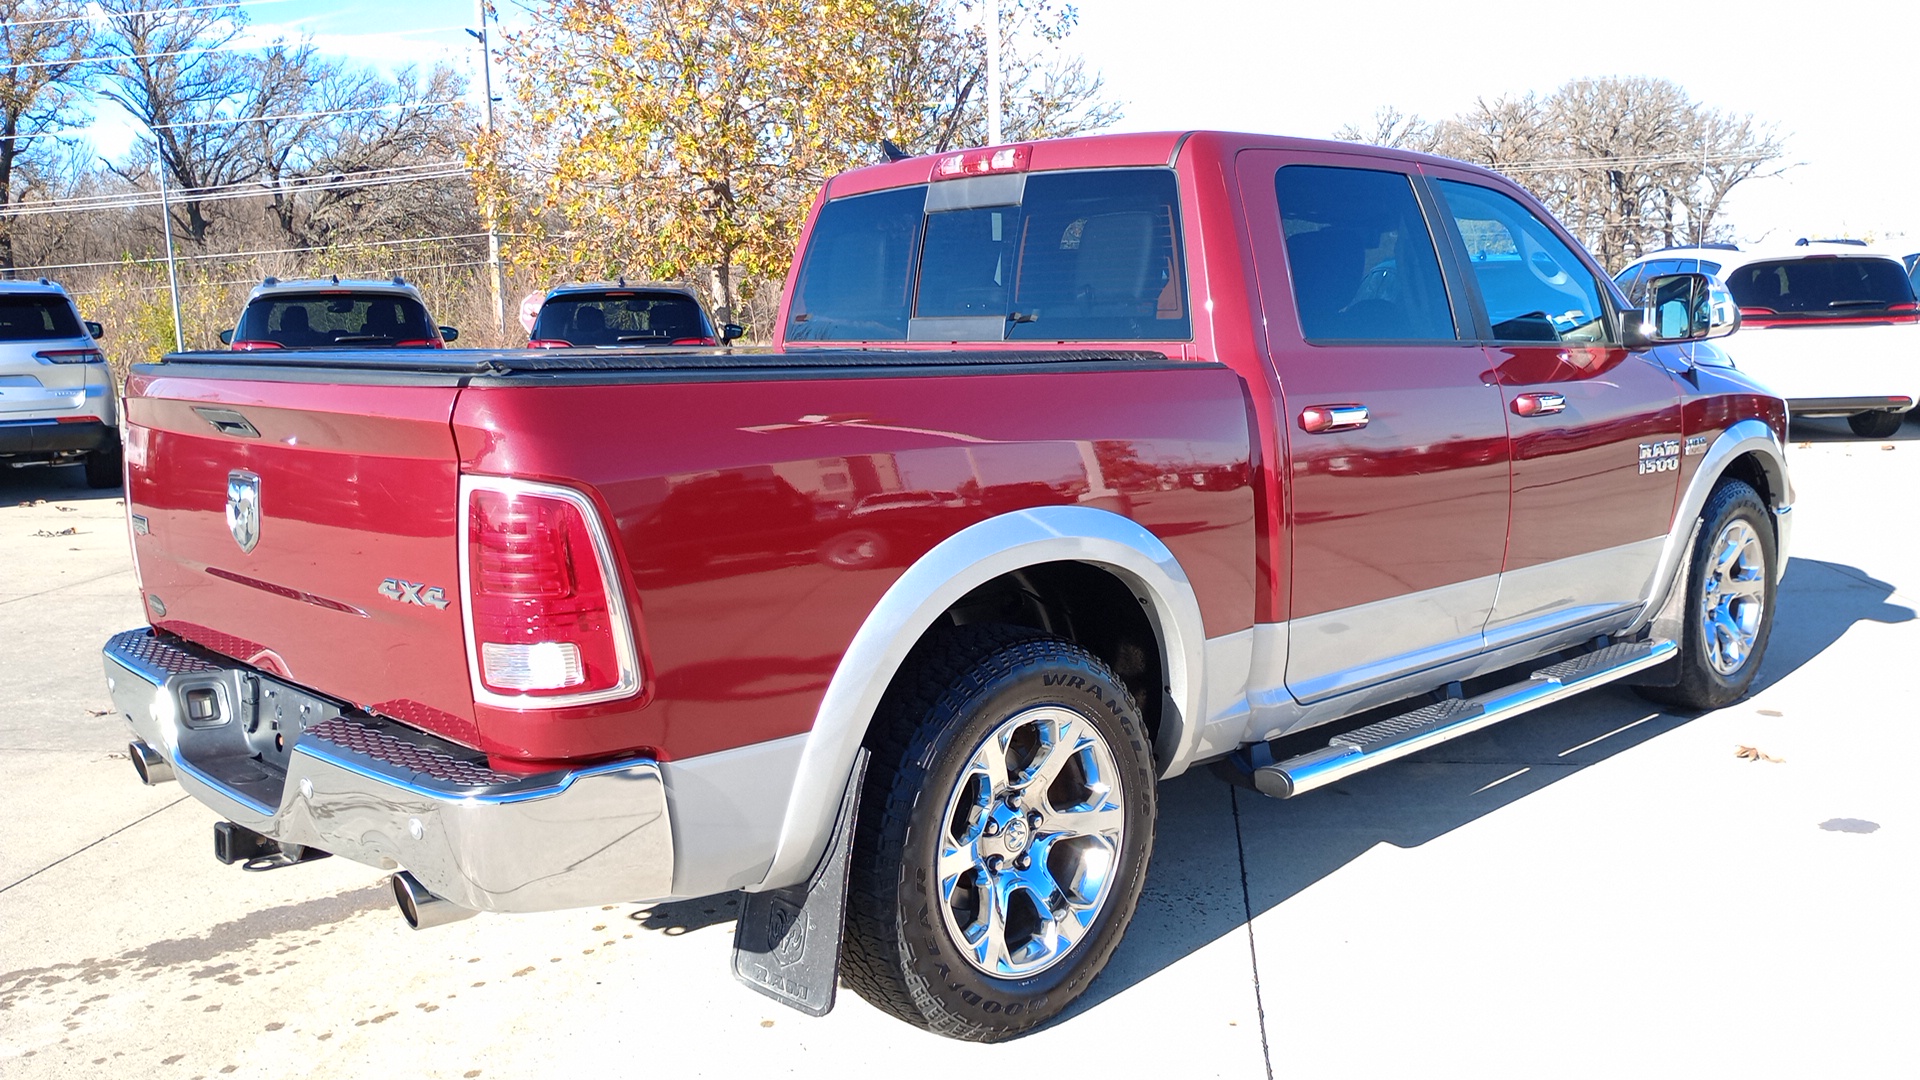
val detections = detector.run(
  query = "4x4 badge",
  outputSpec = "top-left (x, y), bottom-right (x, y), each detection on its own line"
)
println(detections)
top-left (379, 578), bottom-right (450, 610)
top-left (226, 470), bottom-right (261, 553)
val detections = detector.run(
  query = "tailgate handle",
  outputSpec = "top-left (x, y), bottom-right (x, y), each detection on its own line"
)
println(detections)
top-left (192, 407), bottom-right (261, 439)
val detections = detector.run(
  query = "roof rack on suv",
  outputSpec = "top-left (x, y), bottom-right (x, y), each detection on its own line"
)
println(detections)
top-left (1794, 238), bottom-right (1868, 247)
top-left (1646, 242), bottom-right (1742, 254)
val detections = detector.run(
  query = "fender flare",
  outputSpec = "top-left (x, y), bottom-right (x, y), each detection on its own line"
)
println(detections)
top-left (752, 505), bottom-right (1208, 892)
top-left (1630, 417), bottom-right (1793, 635)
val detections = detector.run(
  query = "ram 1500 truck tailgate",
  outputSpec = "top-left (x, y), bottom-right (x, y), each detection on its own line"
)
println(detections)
top-left (123, 368), bottom-right (479, 745)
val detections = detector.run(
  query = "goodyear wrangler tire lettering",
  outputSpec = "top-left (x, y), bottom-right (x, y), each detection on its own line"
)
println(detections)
top-left (841, 624), bottom-right (1157, 1041)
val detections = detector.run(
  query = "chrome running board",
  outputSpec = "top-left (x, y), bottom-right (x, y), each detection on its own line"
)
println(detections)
top-left (1238, 639), bottom-right (1677, 799)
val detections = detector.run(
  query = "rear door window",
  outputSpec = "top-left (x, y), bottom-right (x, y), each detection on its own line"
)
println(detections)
top-left (237, 293), bottom-right (435, 347)
top-left (533, 291), bottom-right (713, 346)
top-left (1721, 257), bottom-right (1915, 320)
top-left (0, 295), bottom-right (83, 341)
top-left (1273, 165), bottom-right (1457, 342)
top-left (1433, 180), bottom-right (1613, 344)
top-left (786, 168), bottom-right (1190, 342)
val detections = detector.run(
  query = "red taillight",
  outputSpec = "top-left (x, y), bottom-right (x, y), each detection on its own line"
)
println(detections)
top-left (393, 338), bottom-right (444, 348)
top-left (528, 338), bottom-right (573, 349)
top-left (1889, 302), bottom-right (1919, 313)
top-left (463, 481), bottom-right (638, 705)
top-left (670, 336), bottom-right (717, 346)
top-left (35, 349), bottom-right (106, 364)
top-left (1738, 307), bottom-right (1776, 317)
top-left (230, 340), bottom-right (285, 351)
top-left (56, 415), bottom-right (98, 423)
top-left (934, 145), bottom-right (1031, 179)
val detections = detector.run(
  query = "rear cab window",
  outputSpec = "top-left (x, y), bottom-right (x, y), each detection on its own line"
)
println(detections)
top-left (786, 168), bottom-right (1190, 342)
top-left (534, 291), bottom-right (715, 346)
top-left (0, 295), bottom-right (83, 341)
top-left (237, 293), bottom-right (436, 347)
top-left (1722, 257), bottom-right (1917, 325)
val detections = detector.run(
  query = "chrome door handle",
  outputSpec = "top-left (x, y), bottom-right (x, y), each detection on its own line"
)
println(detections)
top-left (1299, 404), bottom-right (1369, 433)
top-left (1511, 392), bottom-right (1566, 417)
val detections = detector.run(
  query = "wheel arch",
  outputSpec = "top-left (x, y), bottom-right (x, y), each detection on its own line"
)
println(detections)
top-left (753, 505), bottom-right (1208, 892)
top-left (1631, 417), bottom-right (1793, 636)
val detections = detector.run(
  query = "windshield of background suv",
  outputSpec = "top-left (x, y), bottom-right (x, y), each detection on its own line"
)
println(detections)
top-left (786, 167), bottom-right (1190, 342)
top-left (532, 291), bottom-right (712, 345)
top-left (1721, 257), bottom-right (1915, 319)
top-left (0, 295), bottom-right (83, 341)
top-left (235, 292), bottom-right (436, 347)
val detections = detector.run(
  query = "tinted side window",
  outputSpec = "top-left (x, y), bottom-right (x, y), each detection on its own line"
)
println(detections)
top-left (1434, 180), bottom-right (1611, 344)
top-left (1273, 165), bottom-right (1455, 342)
top-left (0, 296), bottom-right (83, 341)
top-left (787, 185), bottom-right (926, 342)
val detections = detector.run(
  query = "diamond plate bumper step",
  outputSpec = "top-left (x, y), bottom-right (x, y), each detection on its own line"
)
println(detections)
top-left (1234, 639), bottom-right (1676, 799)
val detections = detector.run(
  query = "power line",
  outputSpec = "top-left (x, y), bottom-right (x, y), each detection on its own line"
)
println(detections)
top-left (11, 231), bottom-right (491, 275)
top-left (0, 95), bottom-right (463, 142)
top-left (65, 259), bottom-right (496, 300)
top-left (0, 0), bottom-right (294, 32)
top-left (2, 159), bottom-right (469, 216)
top-left (2, 24), bottom-right (465, 71)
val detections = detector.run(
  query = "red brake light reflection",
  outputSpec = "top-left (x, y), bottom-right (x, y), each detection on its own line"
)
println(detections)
top-left (934, 145), bottom-right (1031, 179)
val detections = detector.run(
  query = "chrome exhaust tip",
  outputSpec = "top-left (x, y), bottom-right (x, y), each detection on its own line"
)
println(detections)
top-left (392, 871), bottom-right (477, 930)
top-left (129, 740), bottom-right (174, 785)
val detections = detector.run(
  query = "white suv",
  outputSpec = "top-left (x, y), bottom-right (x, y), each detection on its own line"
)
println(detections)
top-left (219, 276), bottom-right (458, 350)
top-left (0, 279), bottom-right (119, 488)
top-left (1616, 242), bottom-right (1917, 437)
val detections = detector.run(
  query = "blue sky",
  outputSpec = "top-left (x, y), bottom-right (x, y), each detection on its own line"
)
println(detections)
top-left (76, 0), bottom-right (1920, 247)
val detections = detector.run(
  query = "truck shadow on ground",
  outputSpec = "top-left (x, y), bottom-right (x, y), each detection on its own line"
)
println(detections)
top-left (1064, 555), bottom-right (1911, 1022)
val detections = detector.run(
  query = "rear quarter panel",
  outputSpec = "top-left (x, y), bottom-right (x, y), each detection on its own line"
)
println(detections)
top-left (453, 364), bottom-right (1256, 764)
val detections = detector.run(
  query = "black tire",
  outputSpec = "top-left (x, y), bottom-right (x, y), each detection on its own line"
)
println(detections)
top-left (1636, 479), bottom-right (1776, 711)
top-left (1847, 410), bottom-right (1903, 439)
top-left (83, 446), bottom-right (123, 490)
top-left (843, 624), bottom-right (1157, 1041)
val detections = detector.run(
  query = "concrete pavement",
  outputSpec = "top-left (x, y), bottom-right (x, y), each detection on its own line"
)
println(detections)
top-left (2, 418), bottom-right (1914, 1078)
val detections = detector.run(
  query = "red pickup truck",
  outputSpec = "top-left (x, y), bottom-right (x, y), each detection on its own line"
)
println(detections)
top-left (103, 131), bottom-right (1792, 1041)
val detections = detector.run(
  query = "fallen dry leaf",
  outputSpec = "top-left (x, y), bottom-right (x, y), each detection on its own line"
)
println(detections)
top-left (56, 505), bottom-right (77, 512)
top-left (1735, 744), bottom-right (1784, 763)
top-left (32, 527), bottom-right (80, 537)
top-left (88, 708), bottom-right (113, 717)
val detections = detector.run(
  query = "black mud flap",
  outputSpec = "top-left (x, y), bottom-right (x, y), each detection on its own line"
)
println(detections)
top-left (1624, 519), bottom-right (1701, 690)
top-left (731, 748), bottom-right (868, 1017)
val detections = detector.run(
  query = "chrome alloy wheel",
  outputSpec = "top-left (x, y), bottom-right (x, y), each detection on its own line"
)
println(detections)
top-left (1700, 518), bottom-right (1767, 676)
top-left (935, 705), bottom-right (1127, 978)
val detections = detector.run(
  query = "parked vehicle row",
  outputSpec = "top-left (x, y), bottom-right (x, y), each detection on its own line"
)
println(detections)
top-left (1615, 240), bottom-right (1919, 438)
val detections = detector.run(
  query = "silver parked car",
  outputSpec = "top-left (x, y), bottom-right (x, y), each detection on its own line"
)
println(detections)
top-left (0, 279), bottom-right (119, 488)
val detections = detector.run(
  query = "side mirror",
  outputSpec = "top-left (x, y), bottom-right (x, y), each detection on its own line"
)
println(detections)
top-left (721, 323), bottom-right (746, 343)
top-left (1624, 272), bottom-right (1739, 349)
top-left (85, 321), bottom-right (104, 340)
top-left (219, 329), bottom-right (235, 346)
top-left (439, 326), bottom-right (460, 343)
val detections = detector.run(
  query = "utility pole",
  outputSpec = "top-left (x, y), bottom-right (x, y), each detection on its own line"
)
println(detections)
top-left (986, 0), bottom-right (1002, 147)
top-left (469, 0), bottom-right (506, 336)
top-left (156, 146), bottom-right (184, 352)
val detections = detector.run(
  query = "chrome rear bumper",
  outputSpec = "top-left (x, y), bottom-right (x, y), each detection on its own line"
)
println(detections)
top-left (103, 628), bottom-right (674, 913)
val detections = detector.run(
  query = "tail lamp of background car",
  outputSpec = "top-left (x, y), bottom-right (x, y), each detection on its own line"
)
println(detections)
top-left (35, 348), bottom-right (106, 364)
top-left (463, 482), bottom-right (639, 706)
top-left (1738, 301), bottom-right (1919, 328)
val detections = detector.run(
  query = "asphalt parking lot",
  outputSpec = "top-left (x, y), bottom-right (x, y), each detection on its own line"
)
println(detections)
top-left (3, 418), bottom-right (1916, 1079)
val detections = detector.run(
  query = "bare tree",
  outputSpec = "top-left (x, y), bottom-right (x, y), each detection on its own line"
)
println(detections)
top-left (1337, 77), bottom-right (1788, 271)
top-left (0, 0), bottom-right (91, 273)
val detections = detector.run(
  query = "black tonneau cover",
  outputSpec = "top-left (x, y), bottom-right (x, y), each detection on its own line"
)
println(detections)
top-left (151, 346), bottom-right (1176, 377)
